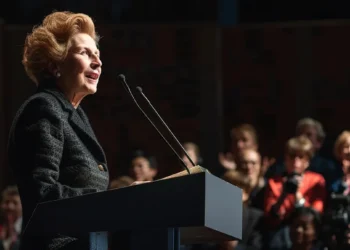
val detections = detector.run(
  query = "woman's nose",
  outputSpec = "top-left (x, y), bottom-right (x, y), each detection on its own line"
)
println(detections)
top-left (91, 56), bottom-right (102, 69)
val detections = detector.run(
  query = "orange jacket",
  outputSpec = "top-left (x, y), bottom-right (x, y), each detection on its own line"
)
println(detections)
top-left (264, 171), bottom-right (326, 227)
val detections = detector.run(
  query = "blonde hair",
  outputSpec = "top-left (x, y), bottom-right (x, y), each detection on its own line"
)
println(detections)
top-left (1, 185), bottom-right (19, 201)
top-left (285, 135), bottom-right (314, 160)
top-left (183, 142), bottom-right (200, 158)
top-left (230, 123), bottom-right (258, 146)
top-left (222, 170), bottom-right (254, 195)
top-left (22, 11), bottom-right (99, 85)
top-left (334, 130), bottom-right (350, 161)
top-left (296, 117), bottom-right (326, 142)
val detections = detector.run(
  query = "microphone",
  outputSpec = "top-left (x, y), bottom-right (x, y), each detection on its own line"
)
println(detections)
top-left (118, 74), bottom-right (191, 175)
top-left (136, 86), bottom-right (196, 168)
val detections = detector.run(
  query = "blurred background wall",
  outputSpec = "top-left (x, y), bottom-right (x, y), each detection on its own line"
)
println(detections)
top-left (1, 0), bottom-right (350, 189)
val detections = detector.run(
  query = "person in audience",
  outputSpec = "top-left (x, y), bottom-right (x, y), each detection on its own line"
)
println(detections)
top-left (264, 136), bottom-right (326, 250)
top-left (109, 176), bottom-right (134, 189)
top-left (181, 142), bottom-right (202, 169)
top-left (7, 11), bottom-right (109, 249)
top-left (129, 150), bottom-right (158, 181)
top-left (288, 207), bottom-right (324, 250)
top-left (265, 135), bottom-right (326, 227)
top-left (266, 118), bottom-right (338, 188)
top-left (296, 118), bottom-right (339, 187)
top-left (330, 130), bottom-right (350, 194)
top-left (235, 149), bottom-right (265, 210)
top-left (219, 124), bottom-right (275, 174)
top-left (220, 170), bottom-right (263, 250)
top-left (0, 186), bottom-right (22, 250)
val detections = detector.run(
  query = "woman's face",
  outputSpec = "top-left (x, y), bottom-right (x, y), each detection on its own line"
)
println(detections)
top-left (182, 149), bottom-right (198, 168)
top-left (285, 152), bottom-right (310, 175)
top-left (340, 137), bottom-right (350, 161)
top-left (290, 214), bottom-right (317, 246)
top-left (58, 33), bottom-right (102, 99)
top-left (130, 157), bottom-right (157, 181)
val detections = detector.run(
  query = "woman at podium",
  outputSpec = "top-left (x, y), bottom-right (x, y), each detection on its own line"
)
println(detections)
top-left (7, 11), bottom-right (109, 250)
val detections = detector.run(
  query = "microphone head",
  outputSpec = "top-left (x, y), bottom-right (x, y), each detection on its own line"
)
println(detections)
top-left (117, 74), bottom-right (126, 82)
top-left (136, 86), bottom-right (143, 93)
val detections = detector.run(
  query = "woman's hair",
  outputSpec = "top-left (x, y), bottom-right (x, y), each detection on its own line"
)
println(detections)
top-left (334, 130), bottom-right (350, 161)
top-left (22, 11), bottom-right (99, 85)
top-left (289, 206), bottom-right (322, 235)
top-left (129, 149), bottom-right (157, 169)
top-left (285, 135), bottom-right (314, 160)
top-left (1, 185), bottom-right (19, 201)
top-left (230, 123), bottom-right (258, 146)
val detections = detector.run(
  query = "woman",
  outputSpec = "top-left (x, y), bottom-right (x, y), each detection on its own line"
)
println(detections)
top-left (264, 136), bottom-right (326, 250)
top-left (181, 142), bottom-right (202, 169)
top-left (330, 130), bottom-right (350, 194)
top-left (129, 150), bottom-right (158, 182)
top-left (288, 207), bottom-right (323, 250)
top-left (7, 11), bottom-right (108, 249)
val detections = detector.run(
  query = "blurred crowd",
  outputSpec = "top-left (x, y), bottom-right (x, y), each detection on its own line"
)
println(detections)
top-left (3, 117), bottom-right (350, 250)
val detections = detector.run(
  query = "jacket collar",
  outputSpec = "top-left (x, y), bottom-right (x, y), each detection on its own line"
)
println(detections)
top-left (37, 79), bottom-right (107, 163)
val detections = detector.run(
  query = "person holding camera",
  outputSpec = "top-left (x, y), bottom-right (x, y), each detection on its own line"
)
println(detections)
top-left (263, 136), bottom-right (326, 249)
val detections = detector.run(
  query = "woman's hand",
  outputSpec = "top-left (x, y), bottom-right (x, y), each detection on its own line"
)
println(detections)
top-left (218, 152), bottom-right (236, 170)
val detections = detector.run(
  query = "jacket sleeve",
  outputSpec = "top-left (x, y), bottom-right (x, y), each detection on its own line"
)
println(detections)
top-left (309, 176), bottom-right (327, 213)
top-left (12, 96), bottom-right (97, 203)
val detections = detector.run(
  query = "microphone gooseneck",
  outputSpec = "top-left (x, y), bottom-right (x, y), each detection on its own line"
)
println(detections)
top-left (118, 74), bottom-right (191, 175)
top-left (136, 86), bottom-right (196, 167)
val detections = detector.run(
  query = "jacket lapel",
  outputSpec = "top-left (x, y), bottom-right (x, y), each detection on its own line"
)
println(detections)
top-left (39, 84), bottom-right (107, 164)
top-left (68, 108), bottom-right (106, 163)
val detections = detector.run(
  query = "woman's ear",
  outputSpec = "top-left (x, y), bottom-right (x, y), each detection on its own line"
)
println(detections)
top-left (48, 62), bottom-right (59, 76)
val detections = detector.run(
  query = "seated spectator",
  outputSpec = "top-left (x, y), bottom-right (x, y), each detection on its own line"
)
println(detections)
top-left (264, 135), bottom-right (326, 229)
top-left (128, 150), bottom-right (158, 182)
top-left (0, 186), bottom-right (22, 250)
top-left (181, 142), bottom-right (202, 169)
top-left (221, 170), bottom-right (263, 250)
top-left (288, 207), bottom-right (324, 250)
top-left (330, 130), bottom-right (350, 194)
top-left (236, 149), bottom-right (266, 210)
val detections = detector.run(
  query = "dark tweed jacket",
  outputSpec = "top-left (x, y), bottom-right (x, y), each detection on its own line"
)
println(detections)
top-left (7, 81), bottom-right (109, 250)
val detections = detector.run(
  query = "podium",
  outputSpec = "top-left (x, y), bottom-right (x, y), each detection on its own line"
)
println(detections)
top-left (24, 171), bottom-right (242, 250)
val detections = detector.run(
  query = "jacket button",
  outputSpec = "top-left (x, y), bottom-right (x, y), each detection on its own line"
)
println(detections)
top-left (98, 164), bottom-right (104, 171)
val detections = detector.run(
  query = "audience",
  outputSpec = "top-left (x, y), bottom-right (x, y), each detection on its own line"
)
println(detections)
top-left (2, 117), bottom-right (350, 250)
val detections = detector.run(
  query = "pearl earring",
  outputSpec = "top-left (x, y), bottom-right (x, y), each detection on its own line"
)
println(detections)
top-left (56, 72), bottom-right (61, 78)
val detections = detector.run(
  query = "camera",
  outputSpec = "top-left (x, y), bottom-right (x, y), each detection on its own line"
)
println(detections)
top-left (284, 172), bottom-right (301, 194)
top-left (323, 193), bottom-right (350, 249)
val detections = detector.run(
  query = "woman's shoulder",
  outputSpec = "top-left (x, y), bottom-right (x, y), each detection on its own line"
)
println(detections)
top-left (10, 90), bottom-right (68, 130)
